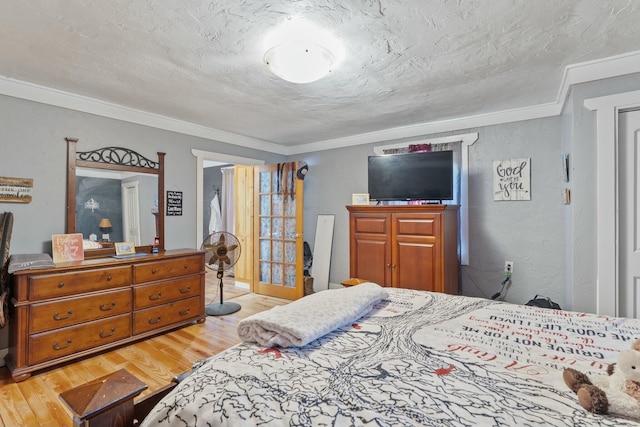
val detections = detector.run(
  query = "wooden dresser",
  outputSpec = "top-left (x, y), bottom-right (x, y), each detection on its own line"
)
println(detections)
top-left (6, 249), bottom-right (205, 382)
top-left (347, 205), bottom-right (459, 294)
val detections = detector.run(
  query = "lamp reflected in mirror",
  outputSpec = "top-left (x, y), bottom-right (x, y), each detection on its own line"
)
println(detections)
top-left (99, 218), bottom-right (112, 242)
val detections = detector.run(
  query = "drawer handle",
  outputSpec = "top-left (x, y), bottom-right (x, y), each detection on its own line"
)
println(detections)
top-left (179, 308), bottom-right (191, 316)
top-left (183, 264), bottom-right (189, 269)
top-left (149, 292), bottom-right (162, 301)
top-left (53, 339), bottom-right (72, 350)
top-left (151, 268), bottom-right (158, 274)
top-left (106, 275), bottom-right (113, 281)
top-left (100, 327), bottom-right (116, 338)
top-left (148, 315), bottom-right (162, 324)
top-left (100, 302), bottom-right (116, 311)
top-left (53, 310), bottom-right (73, 321)
top-left (58, 282), bottom-right (65, 288)
top-left (179, 286), bottom-right (191, 294)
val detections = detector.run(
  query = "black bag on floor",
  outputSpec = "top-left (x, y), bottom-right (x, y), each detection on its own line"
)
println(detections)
top-left (525, 294), bottom-right (561, 310)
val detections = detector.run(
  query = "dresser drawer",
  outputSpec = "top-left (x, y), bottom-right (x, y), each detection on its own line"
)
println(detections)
top-left (133, 275), bottom-right (202, 310)
top-left (133, 256), bottom-right (203, 283)
top-left (133, 296), bottom-right (201, 335)
top-left (29, 266), bottom-right (131, 300)
top-left (30, 289), bottom-right (131, 334)
top-left (29, 314), bottom-right (131, 365)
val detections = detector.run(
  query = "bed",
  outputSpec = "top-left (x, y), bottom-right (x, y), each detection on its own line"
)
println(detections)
top-left (140, 285), bottom-right (640, 426)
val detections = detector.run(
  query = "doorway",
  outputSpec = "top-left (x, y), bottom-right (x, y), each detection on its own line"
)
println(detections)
top-left (586, 89), bottom-right (640, 316)
top-left (122, 181), bottom-right (141, 245)
top-left (619, 109), bottom-right (640, 318)
top-left (193, 150), bottom-right (264, 299)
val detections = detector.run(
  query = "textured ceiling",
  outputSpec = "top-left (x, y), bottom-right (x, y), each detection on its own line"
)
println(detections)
top-left (1, 1), bottom-right (640, 149)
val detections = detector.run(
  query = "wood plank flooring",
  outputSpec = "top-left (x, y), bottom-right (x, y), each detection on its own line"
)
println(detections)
top-left (0, 284), bottom-right (288, 427)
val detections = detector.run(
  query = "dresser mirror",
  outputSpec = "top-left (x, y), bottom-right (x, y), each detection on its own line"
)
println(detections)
top-left (65, 137), bottom-right (165, 258)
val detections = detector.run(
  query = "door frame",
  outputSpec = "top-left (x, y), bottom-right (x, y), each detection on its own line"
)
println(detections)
top-left (585, 89), bottom-right (640, 316)
top-left (121, 181), bottom-right (141, 245)
top-left (192, 149), bottom-right (264, 249)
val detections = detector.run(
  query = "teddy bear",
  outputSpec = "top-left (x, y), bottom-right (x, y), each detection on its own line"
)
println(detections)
top-left (563, 338), bottom-right (640, 419)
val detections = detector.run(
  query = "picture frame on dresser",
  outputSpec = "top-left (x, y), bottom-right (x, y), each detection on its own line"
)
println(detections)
top-left (351, 193), bottom-right (370, 205)
top-left (115, 241), bottom-right (136, 256)
top-left (51, 233), bottom-right (84, 263)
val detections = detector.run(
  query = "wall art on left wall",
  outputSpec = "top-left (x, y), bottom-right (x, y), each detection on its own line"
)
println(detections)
top-left (0, 177), bottom-right (33, 203)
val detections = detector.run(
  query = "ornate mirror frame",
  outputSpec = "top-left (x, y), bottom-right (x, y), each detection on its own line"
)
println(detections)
top-left (65, 137), bottom-right (165, 259)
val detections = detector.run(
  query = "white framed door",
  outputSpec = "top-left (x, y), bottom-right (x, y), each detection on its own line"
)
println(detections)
top-left (619, 109), bottom-right (640, 318)
top-left (122, 181), bottom-right (141, 245)
top-left (585, 89), bottom-right (640, 316)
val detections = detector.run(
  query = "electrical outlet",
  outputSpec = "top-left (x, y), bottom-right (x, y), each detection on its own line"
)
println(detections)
top-left (504, 261), bottom-right (514, 274)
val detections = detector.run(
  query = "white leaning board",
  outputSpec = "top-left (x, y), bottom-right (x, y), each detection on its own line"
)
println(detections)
top-left (311, 214), bottom-right (335, 292)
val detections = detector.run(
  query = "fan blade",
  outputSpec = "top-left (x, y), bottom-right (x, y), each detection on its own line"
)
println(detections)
top-left (227, 244), bottom-right (238, 252)
top-left (203, 242), bottom-right (223, 255)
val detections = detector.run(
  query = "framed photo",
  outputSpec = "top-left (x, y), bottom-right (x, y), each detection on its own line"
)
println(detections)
top-left (114, 241), bottom-right (136, 256)
top-left (352, 193), bottom-right (370, 205)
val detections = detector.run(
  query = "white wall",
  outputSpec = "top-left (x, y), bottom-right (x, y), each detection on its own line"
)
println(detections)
top-left (297, 117), bottom-right (565, 306)
top-left (296, 73), bottom-right (640, 314)
top-left (563, 73), bottom-right (640, 313)
top-left (0, 94), bottom-right (284, 256)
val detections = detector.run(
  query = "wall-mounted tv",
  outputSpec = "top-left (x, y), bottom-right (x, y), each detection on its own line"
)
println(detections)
top-left (368, 151), bottom-right (454, 201)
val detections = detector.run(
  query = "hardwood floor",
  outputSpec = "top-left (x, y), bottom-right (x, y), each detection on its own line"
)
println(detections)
top-left (0, 289), bottom-right (288, 427)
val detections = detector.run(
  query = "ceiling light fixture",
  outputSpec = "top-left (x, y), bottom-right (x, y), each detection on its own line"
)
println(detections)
top-left (263, 17), bottom-right (344, 84)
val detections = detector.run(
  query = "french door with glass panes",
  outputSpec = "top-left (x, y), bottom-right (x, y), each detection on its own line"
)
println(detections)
top-left (254, 162), bottom-right (304, 300)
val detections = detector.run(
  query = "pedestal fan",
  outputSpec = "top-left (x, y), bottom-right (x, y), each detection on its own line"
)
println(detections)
top-left (201, 231), bottom-right (241, 316)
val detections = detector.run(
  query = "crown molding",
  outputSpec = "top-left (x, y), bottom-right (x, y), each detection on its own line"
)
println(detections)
top-left (2, 50), bottom-right (640, 156)
top-left (289, 50), bottom-right (640, 155)
top-left (287, 102), bottom-right (560, 155)
top-left (0, 77), bottom-right (288, 155)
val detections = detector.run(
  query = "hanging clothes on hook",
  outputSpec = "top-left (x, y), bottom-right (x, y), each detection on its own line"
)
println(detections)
top-left (276, 164), bottom-right (282, 194)
top-left (209, 191), bottom-right (222, 235)
top-left (275, 162), bottom-right (299, 200)
top-left (282, 162), bottom-right (290, 200)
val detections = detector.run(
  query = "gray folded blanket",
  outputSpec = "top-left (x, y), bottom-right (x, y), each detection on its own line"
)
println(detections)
top-left (237, 282), bottom-right (388, 347)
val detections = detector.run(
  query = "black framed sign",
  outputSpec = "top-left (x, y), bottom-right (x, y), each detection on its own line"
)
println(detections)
top-left (166, 191), bottom-right (183, 216)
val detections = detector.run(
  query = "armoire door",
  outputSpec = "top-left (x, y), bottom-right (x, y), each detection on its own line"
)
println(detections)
top-left (349, 212), bottom-right (392, 286)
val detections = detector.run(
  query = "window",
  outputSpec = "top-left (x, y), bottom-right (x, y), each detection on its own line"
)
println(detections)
top-left (374, 132), bottom-right (478, 265)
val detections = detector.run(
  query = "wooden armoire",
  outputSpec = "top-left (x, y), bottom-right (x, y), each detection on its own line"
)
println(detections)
top-left (347, 204), bottom-right (459, 294)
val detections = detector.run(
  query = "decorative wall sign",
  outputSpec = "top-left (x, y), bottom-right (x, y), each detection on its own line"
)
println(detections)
top-left (0, 177), bottom-right (33, 203)
top-left (51, 233), bottom-right (84, 263)
top-left (493, 158), bottom-right (531, 201)
top-left (167, 191), bottom-right (183, 216)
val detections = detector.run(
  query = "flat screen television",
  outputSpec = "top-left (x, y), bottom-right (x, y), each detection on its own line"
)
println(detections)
top-left (368, 151), bottom-right (454, 201)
